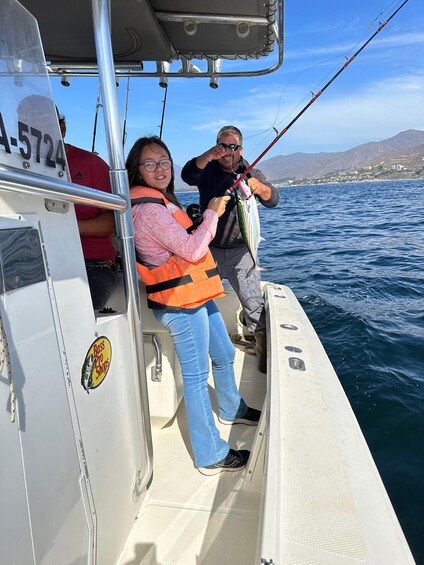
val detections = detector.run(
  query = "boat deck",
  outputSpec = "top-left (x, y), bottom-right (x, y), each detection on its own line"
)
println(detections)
top-left (117, 284), bottom-right (415, 565)
top-left (117, 336), bottom-right (266, 565)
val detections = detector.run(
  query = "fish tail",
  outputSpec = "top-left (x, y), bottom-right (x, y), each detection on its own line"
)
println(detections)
top-left (246, 263), bottom-right (267, 277)
top-left (246, 264), bottom-right (255, 277)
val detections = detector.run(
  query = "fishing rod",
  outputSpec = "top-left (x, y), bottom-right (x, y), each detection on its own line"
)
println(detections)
top-left (91, 81), bottom-right (102, 154)
top-left (159, 84), bottom-right (168, 139)
top-left (230, 0), bottom-right (409, 191)
top-left (122, 77), bottom-right (131, 146)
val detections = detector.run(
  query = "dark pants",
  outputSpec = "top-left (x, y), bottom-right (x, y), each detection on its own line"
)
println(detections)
top-left (85, 260), bottom-right (119, 310)
top-left (210, 245), bottom-right (266, 333)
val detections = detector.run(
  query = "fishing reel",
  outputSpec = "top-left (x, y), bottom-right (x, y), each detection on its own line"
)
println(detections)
top-left (186, 203), bottom-right (203, 234)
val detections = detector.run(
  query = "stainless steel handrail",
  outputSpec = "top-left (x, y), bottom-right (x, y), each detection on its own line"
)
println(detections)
top-left (0, 167), bottom-right (127, 211)
top-left (92, 0), bottom-right (154, 496)
top-left (143, 333), bottom-right (162, 382)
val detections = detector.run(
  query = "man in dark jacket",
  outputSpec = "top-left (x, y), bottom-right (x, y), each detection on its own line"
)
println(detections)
top-left (181, 125), bottom-right (279, 373)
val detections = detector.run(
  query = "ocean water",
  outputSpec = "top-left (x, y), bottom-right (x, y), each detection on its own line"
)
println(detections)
top-left (263, 179), bottom-right (424, 563)
top-left (180, 179), bottom-right (424, 563)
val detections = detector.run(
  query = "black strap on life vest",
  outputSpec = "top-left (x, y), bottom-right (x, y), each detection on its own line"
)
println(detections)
top-left (131, 196), bottom-right (165, 207)
top-left (145, 267), bottom-right (219, 294)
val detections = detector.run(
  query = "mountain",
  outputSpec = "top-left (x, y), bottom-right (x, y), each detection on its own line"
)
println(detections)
top-left (174, 130), bottom-right (424, 190)
top-left (174, 163), bottom-right (193, 191)
top-left (259, 129), bottom-right (424, 185)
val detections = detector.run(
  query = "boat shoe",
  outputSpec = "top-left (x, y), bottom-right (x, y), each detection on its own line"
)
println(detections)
top-left (197, 449), bottom-right (250, 476)
top-left (218, 406), bottom-right (261, 426)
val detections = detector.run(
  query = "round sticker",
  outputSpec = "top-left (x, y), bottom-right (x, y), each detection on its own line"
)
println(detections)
top-left (81, 336), bottom-right (112, 393)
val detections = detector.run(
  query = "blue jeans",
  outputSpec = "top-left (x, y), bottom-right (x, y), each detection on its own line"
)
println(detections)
top-left (153, 300), bottom-right (247, 467)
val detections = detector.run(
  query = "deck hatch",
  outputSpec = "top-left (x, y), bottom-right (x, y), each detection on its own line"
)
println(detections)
top-left (288, 356), bottom-right (305, 371)
top-left (280, 323), bottom-right (298, 330)
top-left (285, 345), bottom-right (302, 353)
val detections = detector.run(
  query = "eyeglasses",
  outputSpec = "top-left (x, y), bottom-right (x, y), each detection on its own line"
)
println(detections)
top-left (139, 159), bottom-right (172, 172)
top-left (218, 142), bottom-right (241, 152)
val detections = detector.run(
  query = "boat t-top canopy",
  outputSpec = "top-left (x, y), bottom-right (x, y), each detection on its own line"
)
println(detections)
top-left (20, 0), bottom-right (284, 79)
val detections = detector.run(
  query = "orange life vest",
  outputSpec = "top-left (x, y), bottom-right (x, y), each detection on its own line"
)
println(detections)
top-left (131, 186), bottom-right (224, 310)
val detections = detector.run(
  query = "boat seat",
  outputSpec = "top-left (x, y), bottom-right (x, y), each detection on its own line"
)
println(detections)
top-left (103, 272), bottom-right (183, 426)
top-left (103, 274), bottom-right (243, 428)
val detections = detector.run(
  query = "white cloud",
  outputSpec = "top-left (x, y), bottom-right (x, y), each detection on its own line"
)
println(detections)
top-left (260, 74), bottom-right (424, 156)
top-left (180, 71), bottom-right (424, 161)
top-left (286, 31), bottom-right (424, 61)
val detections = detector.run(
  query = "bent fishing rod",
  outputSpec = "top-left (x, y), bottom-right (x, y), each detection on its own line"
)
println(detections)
top-left (230, 0), bottom-right (409, 192)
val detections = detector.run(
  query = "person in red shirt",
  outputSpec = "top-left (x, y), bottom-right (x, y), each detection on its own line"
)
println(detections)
top-left (58, 112), bottom-right (118, 310)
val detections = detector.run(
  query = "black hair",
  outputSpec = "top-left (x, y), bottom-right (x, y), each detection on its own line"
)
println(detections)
top-left (125, 135), bottom-right (181, 207)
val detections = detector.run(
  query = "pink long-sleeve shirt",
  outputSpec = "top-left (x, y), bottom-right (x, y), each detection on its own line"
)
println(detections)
top-left (132, 201), bottom-right (218, 268)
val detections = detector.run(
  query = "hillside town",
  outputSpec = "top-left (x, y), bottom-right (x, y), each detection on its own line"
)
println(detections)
top-left (262, 129), bottom-right (424, 187)
top-left (280, 160), bottom-right (424, 187)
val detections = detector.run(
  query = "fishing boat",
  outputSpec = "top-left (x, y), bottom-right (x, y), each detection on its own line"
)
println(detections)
top-left (0, 1), bottom-right (416, 563)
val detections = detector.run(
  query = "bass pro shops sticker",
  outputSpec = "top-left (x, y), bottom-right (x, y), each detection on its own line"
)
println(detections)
top-left (81, 336), bottom-right (112, 393)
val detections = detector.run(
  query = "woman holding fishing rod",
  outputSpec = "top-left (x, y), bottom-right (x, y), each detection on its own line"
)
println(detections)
top-left (126, 135), bottom-right (261, 475)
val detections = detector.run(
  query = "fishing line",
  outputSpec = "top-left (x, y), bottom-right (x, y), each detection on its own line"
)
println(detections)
top-left (243, 61), bottom-right (340, 166)
top-left (91, 75), bottom-right (132, 150)
top-left (245, 52), bottom-right (355, 150)
top-left (261, 0), bottom-right (401, 145)
top-left (243, 44), bottom-right (368, 156)
top-left (235, 0), bottom-right (409, 189)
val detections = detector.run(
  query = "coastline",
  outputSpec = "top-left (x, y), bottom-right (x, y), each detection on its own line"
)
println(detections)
top-left (274, 175), bottom-right (424, 189)
top-left (175, 172), bottom-right (424, 193)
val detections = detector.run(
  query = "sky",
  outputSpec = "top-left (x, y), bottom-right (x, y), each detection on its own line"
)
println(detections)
top-left (51, 0), bottom-right (424, 169)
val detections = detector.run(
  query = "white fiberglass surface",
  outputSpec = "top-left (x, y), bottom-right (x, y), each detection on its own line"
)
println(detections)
top-left (118, 332), bottom-right (266, 565)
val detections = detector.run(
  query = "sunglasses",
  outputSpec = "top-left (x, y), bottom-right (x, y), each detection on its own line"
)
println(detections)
top-left (218, 142), bottom-right (241, 152)
top-left (139, 159), bottom-right (172, 172)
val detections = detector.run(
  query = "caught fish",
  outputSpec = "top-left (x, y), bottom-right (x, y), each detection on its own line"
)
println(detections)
top-left (234, 178), bottom-right (266, 275)
top-left (81, 354), bottom-right (94, 394)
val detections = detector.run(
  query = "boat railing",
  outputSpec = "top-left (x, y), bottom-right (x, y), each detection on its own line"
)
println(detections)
top-left (0, 165), bottom-right (127, 211)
